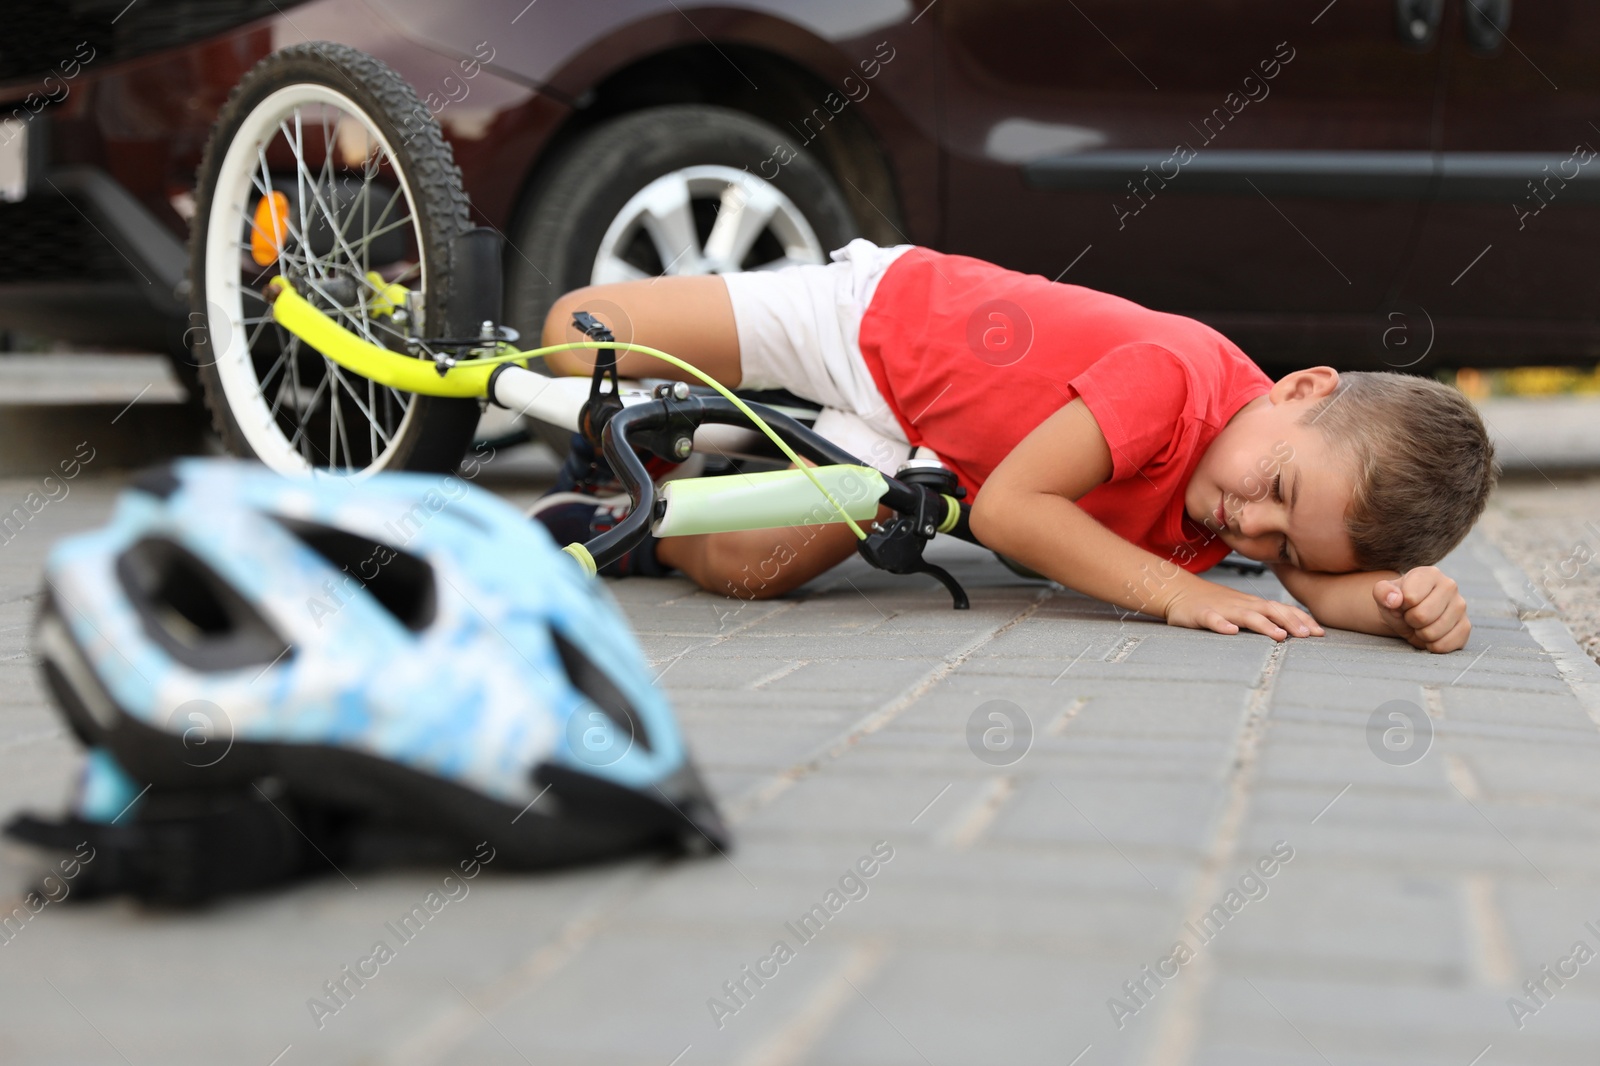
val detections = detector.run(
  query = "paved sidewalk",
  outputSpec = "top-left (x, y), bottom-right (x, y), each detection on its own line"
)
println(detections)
top-left (3, 462), bottom-right (1600, 1066)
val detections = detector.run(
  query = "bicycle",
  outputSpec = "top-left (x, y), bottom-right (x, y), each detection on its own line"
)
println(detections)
top-left (263, 268), bottom-right (981, 608)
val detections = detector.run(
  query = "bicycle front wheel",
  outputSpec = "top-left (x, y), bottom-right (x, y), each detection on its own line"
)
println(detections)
top-left (189, 42), bottom-right (479, 476)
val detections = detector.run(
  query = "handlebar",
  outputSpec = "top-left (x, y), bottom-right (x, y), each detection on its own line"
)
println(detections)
top-left (584, 393), bottom-right (978, 573)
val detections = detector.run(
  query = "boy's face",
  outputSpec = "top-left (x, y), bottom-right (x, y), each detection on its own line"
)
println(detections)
top-left (1186, 367), bottom-right (1361, 573)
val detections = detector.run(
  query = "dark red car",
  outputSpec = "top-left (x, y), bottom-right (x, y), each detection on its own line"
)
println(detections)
top-left (1, 0), bottom-right (1594, 471)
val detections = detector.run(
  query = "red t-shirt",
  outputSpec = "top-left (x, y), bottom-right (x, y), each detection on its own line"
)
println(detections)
top-left (856, 248), bottom-right (1273, 574)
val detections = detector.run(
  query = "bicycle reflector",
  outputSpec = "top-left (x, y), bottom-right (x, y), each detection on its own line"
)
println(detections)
top-left (250, 190), bottom-right (291, 266)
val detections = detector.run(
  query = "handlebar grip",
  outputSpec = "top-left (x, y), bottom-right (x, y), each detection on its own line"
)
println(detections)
top-left (945, 500), bottom-right (976, 545)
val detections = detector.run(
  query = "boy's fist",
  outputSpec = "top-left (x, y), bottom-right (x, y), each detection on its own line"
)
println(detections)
top-left (1374, 567), bottom-right (1470, 653)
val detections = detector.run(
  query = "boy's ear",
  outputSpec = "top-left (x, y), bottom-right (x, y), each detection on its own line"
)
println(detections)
top-left (1273, 366), bottom-right (1339, 403)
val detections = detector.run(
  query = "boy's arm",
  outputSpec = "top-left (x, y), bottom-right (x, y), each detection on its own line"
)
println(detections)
top-left (1270, 563), bottom-right (1472, 653)
top-left (969, 399), bottom-right (1322, 641)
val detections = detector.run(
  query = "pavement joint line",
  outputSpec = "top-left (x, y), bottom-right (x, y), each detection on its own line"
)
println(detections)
top-left (1048, 695), bottom-right (1088, 734)
top-left (737, 941), bottom-right (887, 1066)
top-left (1138, 639), bottom-right (1287, 1066)
top-left (941, 775), bottom-right (1016, 849)
top-left (388, 864), bottom-right (661, 1066)
top-left (1449, 780), bottom-right (1559, 891)
top-left (1463, 873), bottom-right (1518, 987)
top-left (723, 588), bottom-right (1055, 824)
top-left (648, 594), bottom-right (818, 682)
top-left (1445, 754), bottom-right (1483, 802)
top-left (749, 659), bottom-right (808, 690)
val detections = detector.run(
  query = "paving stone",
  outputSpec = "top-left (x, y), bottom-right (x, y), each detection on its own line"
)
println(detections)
top-left (3, 463), bottom-right (1600, 1062)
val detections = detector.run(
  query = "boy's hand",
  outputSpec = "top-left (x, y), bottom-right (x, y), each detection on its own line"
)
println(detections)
top-left (1162, 580), bottom-right (1325, 641)
top-left (1373, 567), bottom-right (1470, 653)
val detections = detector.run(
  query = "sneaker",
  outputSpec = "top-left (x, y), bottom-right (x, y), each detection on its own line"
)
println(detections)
top-left (528, 493), bottom-right (669, 578)
top-left (550, 432), bottom-right (625, 497)
top-left (549, 431), bottom-right (682, 498)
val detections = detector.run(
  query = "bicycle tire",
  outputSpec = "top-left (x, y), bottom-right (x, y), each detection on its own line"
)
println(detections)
top-left (188, 41), bottom-right (479, 475)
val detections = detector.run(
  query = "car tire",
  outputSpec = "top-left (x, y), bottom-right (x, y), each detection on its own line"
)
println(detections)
top-left (504, 105), bottom-right (859, 452)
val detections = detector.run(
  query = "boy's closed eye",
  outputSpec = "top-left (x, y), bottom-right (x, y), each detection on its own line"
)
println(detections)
top-left (1272, 473), bottom-right (1290, 564)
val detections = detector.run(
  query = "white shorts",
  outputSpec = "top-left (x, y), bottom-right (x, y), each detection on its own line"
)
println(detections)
top-left (721, 239), bottom-right (916, 475)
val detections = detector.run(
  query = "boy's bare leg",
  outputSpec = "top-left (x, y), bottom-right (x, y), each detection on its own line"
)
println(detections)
top-left (661, 518), bottom-right (881, 600)
top-left (540, 277), bottom-right (868, 599)
top-left (541, 276), bottom-right (744, 384)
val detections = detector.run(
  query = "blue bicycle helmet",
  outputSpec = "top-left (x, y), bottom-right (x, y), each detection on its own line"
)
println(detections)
top-left (5, 459), bottom-right (727, 904)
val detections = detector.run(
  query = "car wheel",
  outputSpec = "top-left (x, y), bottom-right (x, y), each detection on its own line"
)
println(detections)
top-left (504, 105), bottom-right (859, 451)
top-left (189, 42), bottom-right (479, 476)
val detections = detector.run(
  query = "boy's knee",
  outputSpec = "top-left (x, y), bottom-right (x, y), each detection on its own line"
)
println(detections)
top-left (700, 537), bottom-right (790, 600)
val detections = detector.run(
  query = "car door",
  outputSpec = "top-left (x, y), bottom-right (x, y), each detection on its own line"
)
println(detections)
top-left (1392, 0), bottom-right (1600, 365)
top-left (935, 0), bottom-right (1445, 364)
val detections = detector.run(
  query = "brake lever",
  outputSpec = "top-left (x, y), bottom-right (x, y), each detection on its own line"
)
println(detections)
top-left (572, 310), bottom-right (623, 447)
top-left (856, 503), bottom-right (970, 610)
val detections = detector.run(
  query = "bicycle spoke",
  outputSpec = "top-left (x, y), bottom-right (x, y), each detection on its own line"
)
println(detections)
top-left (349, 212), bottom-right (417, 249)
top-left (285, 356), bottom-right (334, 458)
top-left (266, 325), bottom-right (296, 423)
top-left (328, 362), bottom-right (350, 469)
top-left (283, 117), bottom-right (391, 286)
top-left (257, 342), bottom-right (291, 396)
top-left (283, 117), bottom-right (320, 286)
top-left (316, 111), bottom-right (342, 235)
top-left (253, 144), bottom-right (314, 291)
top-left (245, 315), bottom-right (274, 351)
top-left (362, 182), bottom-right (406, 248)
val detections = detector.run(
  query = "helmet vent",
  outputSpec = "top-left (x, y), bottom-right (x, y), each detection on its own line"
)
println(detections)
top-left (552, 632), bottom-right (652, 753)
top-left (277, 520), bottom-right (437, 632)
top-left (116, 538), bottom-right (293, 671)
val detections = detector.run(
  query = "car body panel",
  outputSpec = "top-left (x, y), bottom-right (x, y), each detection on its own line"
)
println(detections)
top-left (0, 0), bottom-right (1593, 369)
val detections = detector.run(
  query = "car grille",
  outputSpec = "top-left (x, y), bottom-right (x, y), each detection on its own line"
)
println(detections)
top-left (0, 196), bottom-right (129, 283)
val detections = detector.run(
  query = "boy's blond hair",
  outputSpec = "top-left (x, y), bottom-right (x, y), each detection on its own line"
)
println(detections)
top-left (1298, 371), bottom-right (1500, 574)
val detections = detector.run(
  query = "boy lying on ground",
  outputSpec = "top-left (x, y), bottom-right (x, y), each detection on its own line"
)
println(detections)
top-left (530, 240), bottom-right (1499, 654)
